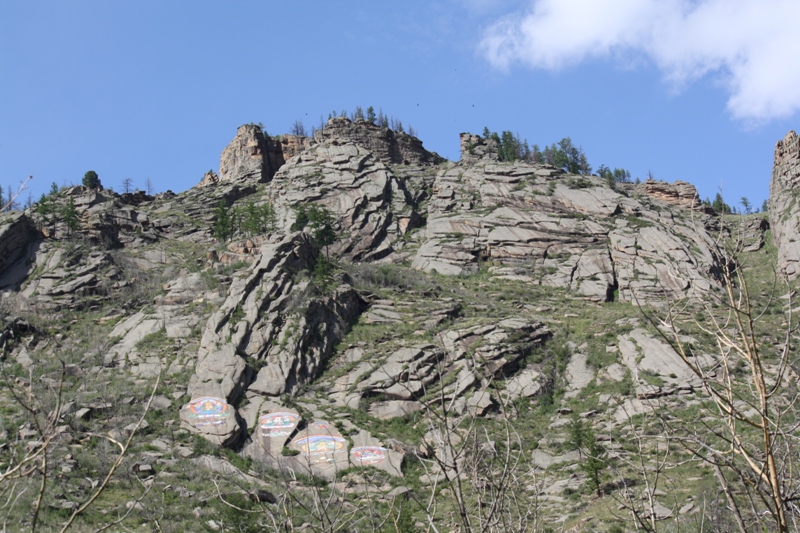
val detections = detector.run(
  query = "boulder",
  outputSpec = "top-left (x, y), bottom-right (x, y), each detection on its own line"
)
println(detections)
top-left (245, 401), bottom-right (303, 466)
top-left (459, 132), bottom-right (500, 162)
top-left (287, 420), bottom-right (349, 479)
top-left (349, 430), bottom-right (404, 477)
top-left (196, 170), bottom-right (220, 188)
top-left (180, 397), bottom-right (241, 447)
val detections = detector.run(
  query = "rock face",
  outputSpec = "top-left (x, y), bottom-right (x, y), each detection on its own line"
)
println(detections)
top-left (0, 118), bottom-right (756, 510)
top-left (276, 134), bottom-right (310, 160)
top-left (617, 329), bottom-right (701, 399)
top-left (410, 156), bottom-right (723, 303)
top-left (185, 232), bottom-right (366, 446)
top-left (459, 132), bottom-right (500, 162)
top-left (322, 318), bottom-right (551, 417)
top-left (0, 213), bottom-right (38, 283)
top-left (219, 124), bottom-right (284, 183)
top-left (313, 117), bottom-right (444, 166)
top-left (770, 130), bottom-right (800, 278)
top-left (189, 232), bottom-right (366, 401)
top-left (638, 179), bottom-right (704, 211)
top-left (268, 128), bottom-right (434, 261)
top-left (6, 117), bottom-right (790, 529)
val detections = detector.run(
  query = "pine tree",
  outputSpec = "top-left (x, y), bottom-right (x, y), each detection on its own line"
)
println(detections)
top-left (62, 197), bottom-right (80, 236)
top-left (239, 202), bottom-right (278, 237)
top-left (712, 193), bottom-right (731, 214)
top-left (581, 435), bottom-right (607, 497)
top-left (212, 200), bottom-right (234, 241)
top-left (82, 170), bottom-right (101, 189)
top-left (307, 205), bottom-right (337, 249)
top-left (35, 193), bottom-right (54, 227)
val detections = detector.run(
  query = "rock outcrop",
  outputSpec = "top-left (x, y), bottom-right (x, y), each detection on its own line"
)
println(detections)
top-left (322, 317), bottom-right (551, 417)
top-left (276, 134), bottom-right (310, 160)
top-left (770, 130), bottom-right (800, 278)
top-left (185, 232), bottom-right (366, 445)
top-left (196, 170), bottom-right (220, 188)
top-left (459, 132), bottom-right (500, 162)
top-left (313, 117), bottom-right (444, 166)
top-left (188, 232), bottom-right (365, 400)
top-left (268, 131), bottom-right (433, 261)
top-left (410, 155), bottom-right (722, 303)
top-left (219, 124), bottom-right (283, 183)
top-left (638, 179), bottom-right (705, 211)
top-left (0, 213), bottom-right (38, 285)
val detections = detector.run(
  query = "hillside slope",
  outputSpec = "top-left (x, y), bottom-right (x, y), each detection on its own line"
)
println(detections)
top-left (0, 119), bottom-right (793, 532)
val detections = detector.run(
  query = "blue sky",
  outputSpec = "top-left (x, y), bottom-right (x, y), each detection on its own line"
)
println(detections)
top-left (2, 1), bottom-right (798, 209)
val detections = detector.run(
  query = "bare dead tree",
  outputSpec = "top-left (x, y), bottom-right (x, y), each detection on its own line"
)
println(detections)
top-left (409, 336), bottom-right (541, 533)
top-left (1, 176), bottom-right (32, 212)
top-left (634, 212), bottom-right (800, 532)
top-left (0, 355), bottom-right (160, 533)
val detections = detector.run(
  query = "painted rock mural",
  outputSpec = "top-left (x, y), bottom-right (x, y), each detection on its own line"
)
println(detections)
top-left (179, 397), bottom-right (240, 447)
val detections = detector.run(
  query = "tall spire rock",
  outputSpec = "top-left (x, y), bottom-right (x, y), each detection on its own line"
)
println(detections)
top-left (218, 124), bottom-right (286, 183)
top-left (769, 130), bottom-right (800, 278)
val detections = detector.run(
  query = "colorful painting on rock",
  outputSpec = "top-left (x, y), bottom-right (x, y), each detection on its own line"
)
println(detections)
top-left (351, 446), bottom-right (387, 465)
top-left (258, 412), bottom-right (300, 438)
top-left (293, 435), bottom-right (347, 463)
top-left (186, 397), bottom-right (230, 427)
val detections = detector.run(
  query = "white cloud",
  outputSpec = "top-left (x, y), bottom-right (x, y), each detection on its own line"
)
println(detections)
top-left (479, 0), bottom-right (800, 122)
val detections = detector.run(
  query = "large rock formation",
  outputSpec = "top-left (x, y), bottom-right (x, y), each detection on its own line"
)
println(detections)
top-left (770, 130), bottom-right (800, 278)
top-left (459, 132), bottom-right (500, 163)
top-left (218, 124), bottom-right (288, 183)
top-left (188, 232), bottom-right (365, 401)
top-left (638, 179), bottom-right (705, 211)
top-left (268, 126), bottom-right (435, 261)
top-left (313, 117), bottom-right (444, 166)
top-left (185, 232), bottom-right (366, 445)
top-left (4, 116), bottom-right (787, 529)
top-left (410, 154), bottom-right (722, 303)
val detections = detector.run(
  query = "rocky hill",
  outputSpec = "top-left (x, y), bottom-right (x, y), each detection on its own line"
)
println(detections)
top-left (0, 118), bottom-right (795, 532)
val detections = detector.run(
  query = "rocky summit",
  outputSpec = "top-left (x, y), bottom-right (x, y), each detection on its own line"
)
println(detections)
top-left (0, 117), bottom-right (797, 532)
